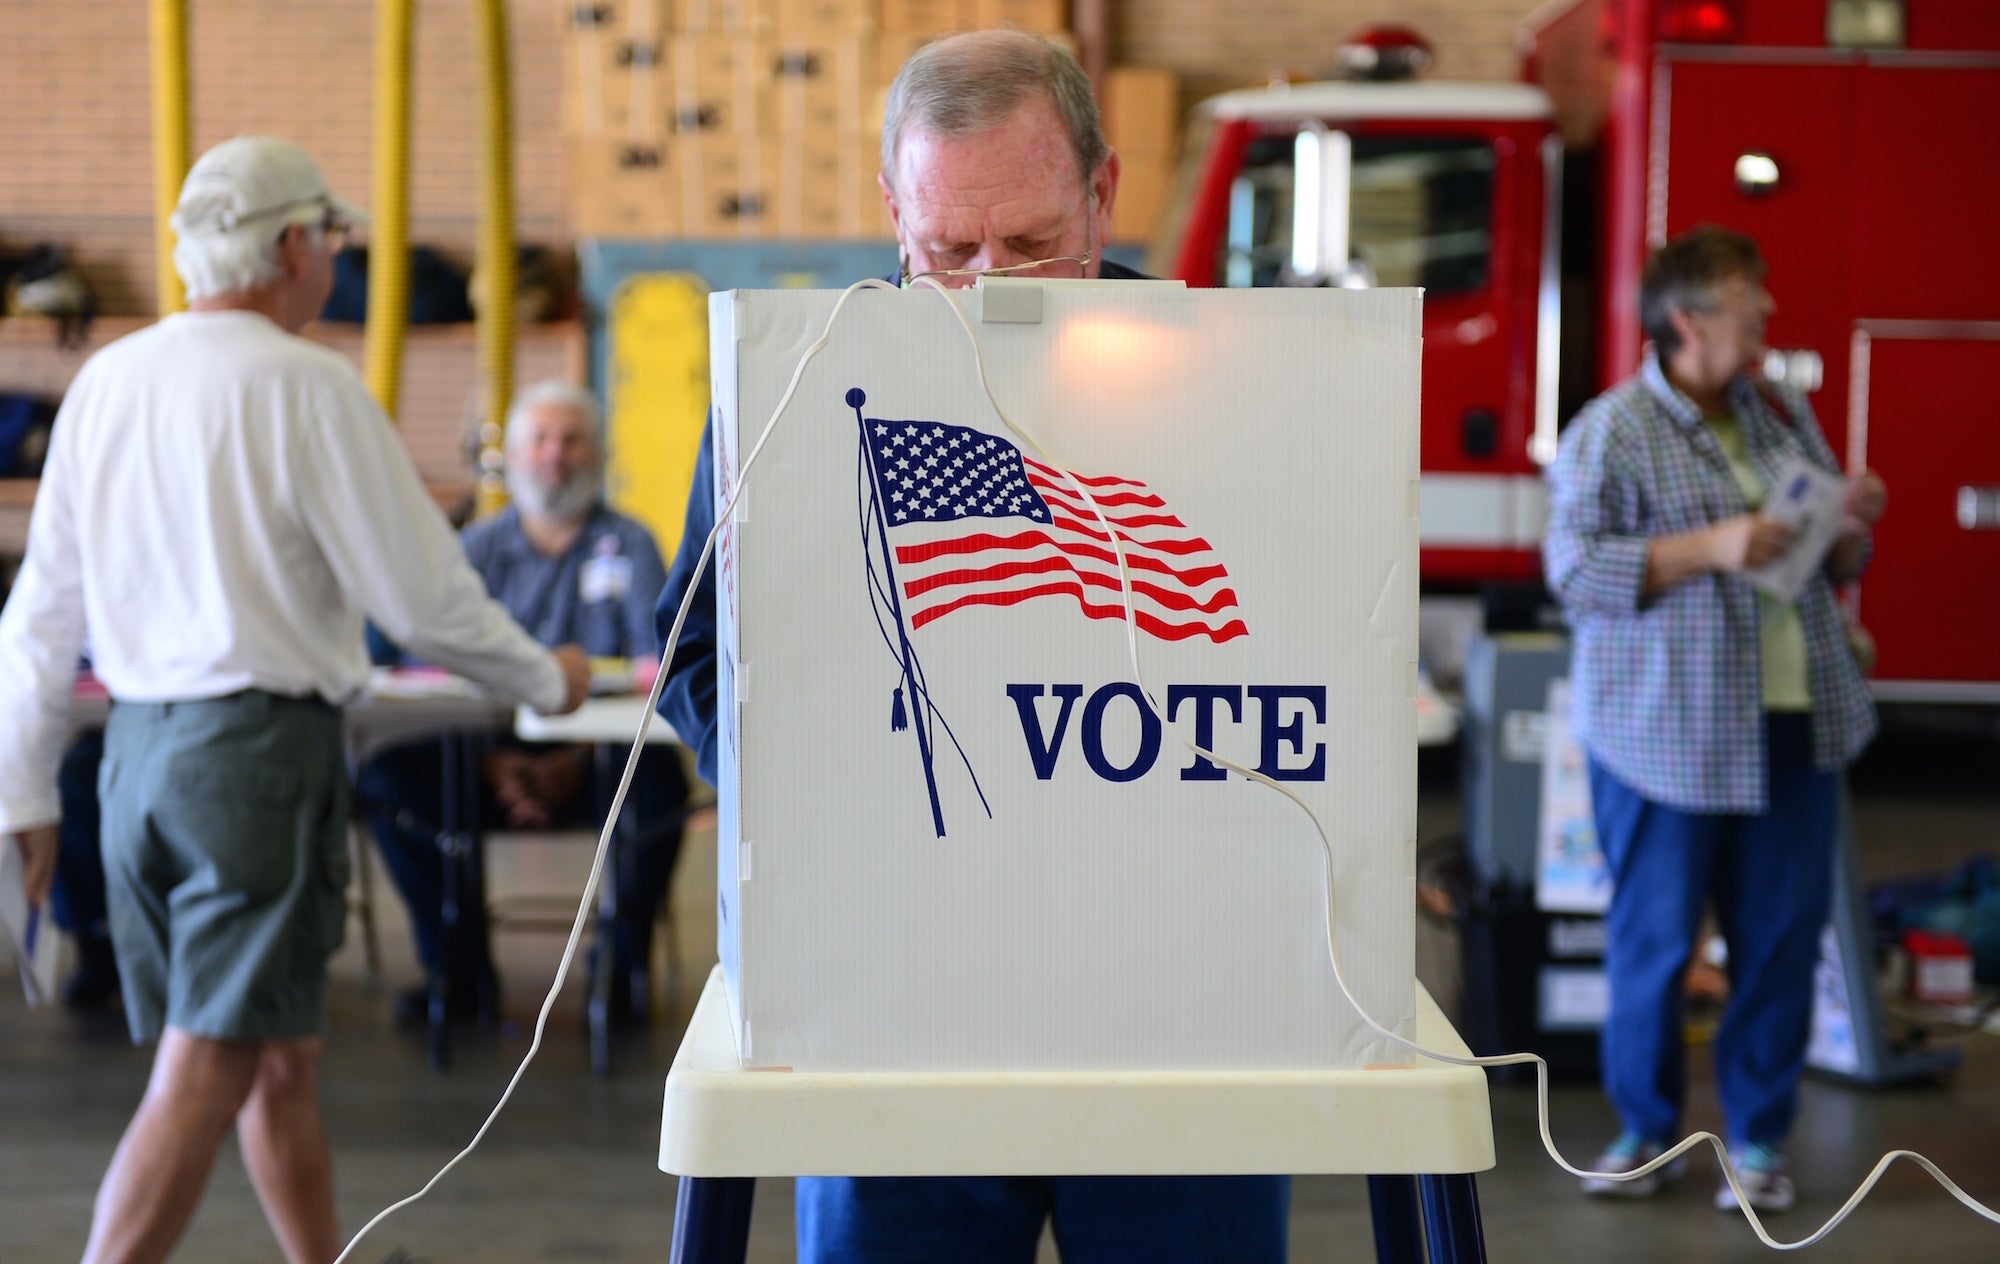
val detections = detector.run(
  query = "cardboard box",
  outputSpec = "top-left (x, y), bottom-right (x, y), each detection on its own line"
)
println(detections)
top-left (567, 135), bottom-right (677, 237)
top-left (670, 35), bottom-right (773, 134)
top-left (561, 31), bottom-right (670, 134)
top-left (844, 143), bottom-right (891, 237)
top-left (873, 30), bottom-right (935, 89)
top-left (1105, 66), bottom-right (1180, 159)
top-left (770, 136), bottom-right (881, 236)
top-left (970, 0), bottom-right (1064, 33)
top-left (676, 0), bottom-right (771, 34)
top-left (772, 0), bottom-right (879, 34)
top-left (878, 0), bottom-right (969, 33)
top-left (1110, 154), bottom-right (1173, 244)
top-left (771, 143), bottom-right (841, 237)
top-left (706, 284), bottom-right (1421, 1070)
top-left (1905, 930), bottom-right (1975, 1005)
top-left (678, 136), bottom-right (778, 236)
top-left (769, 36), bottom-right (878, 139)
top-left (566, 0), bottom-right (668, 36)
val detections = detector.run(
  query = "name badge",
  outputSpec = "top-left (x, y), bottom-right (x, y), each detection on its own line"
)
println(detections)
top-left (580, 553), bottom-right (633, 604)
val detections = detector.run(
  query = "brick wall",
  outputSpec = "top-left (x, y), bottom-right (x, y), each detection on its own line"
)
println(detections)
top-left (1117, 1), bottom-right (1545, 98)
top-left (3, 0), bottom-right (1541, 316)
top-left (0, 316), bottom-right (580, 492)
top-left (1, 0), bottom-right (571, 316)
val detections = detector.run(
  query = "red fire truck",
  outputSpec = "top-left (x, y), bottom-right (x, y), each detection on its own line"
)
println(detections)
top-left (1160, 0), bottom-right (2000, 699)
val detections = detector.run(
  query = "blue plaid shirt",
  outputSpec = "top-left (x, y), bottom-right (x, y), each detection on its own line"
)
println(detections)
top-left (1543, 353), bottom-right (1876, 813)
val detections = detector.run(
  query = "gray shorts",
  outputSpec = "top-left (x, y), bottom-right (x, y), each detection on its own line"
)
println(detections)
top-left (100, 691), bottom-right (349, 1043)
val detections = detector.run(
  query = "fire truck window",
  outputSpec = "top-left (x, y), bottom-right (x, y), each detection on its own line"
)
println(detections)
top-left (1221, 135), bottom-right (1495, 293)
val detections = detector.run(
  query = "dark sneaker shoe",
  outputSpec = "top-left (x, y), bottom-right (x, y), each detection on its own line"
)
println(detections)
top-left (1715, 1142), bottom-right (1795, 1213)
top-left (1580, 1132), bottom-right (1685, 1199)
top-left (391, 976), bottom-right (491, 1030)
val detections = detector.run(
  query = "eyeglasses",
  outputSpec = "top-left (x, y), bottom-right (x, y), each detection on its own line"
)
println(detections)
top-left (312, 208), bottom-right (353, 252)
top-left (902, 244), bottom-right (1092, 287)
top-left (900, 195), bottom-right (1098, 288)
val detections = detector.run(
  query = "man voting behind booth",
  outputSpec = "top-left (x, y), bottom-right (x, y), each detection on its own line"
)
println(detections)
top-left (653, 31), bottom-right (1291, 1264)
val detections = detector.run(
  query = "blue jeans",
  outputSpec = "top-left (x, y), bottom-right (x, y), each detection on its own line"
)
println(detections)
top-left (355, 737), bottom-right (688, 989)
top-left (1590, 712), bottom-right (1837, 1149)
top-left (795, 1175), bottom-right (1290, 1264)
top-left (52, 731), bottom-right (109, 940)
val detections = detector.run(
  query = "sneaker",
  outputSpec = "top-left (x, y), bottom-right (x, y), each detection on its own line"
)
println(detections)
top-left (391, 975), bottom-right (491, 1031)
top-left (1580, 1132), bottom-right (1685, 1199)
top-left (1715, 1142), bottom-right (1795, 1213)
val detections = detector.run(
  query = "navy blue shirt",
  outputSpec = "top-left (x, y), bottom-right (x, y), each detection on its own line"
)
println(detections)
top-left (369, 505), bottom-right (666, 667)
top-left (451, 503), bottom-right (668, 659)
top-left (654, 262), bottom-right (1151, 784)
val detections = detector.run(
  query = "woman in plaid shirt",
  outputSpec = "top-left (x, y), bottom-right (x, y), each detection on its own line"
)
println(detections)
top-left (1544, 226), bottom-right (1887, 1215)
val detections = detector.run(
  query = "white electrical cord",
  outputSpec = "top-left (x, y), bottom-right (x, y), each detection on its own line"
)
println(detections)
top-left (336, 275), bottom-right (1999, 1261)
top-left (336, 276), bottom-right (892, 1264)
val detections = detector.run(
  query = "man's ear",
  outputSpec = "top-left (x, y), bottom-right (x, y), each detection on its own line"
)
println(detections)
top-left (1665, 303), bottom-right (1701, 352)
top-left (877, 170), bottom-right (902, 238)
top-left (1090, 150), bottom-right (1120, 244)
top-left (274, 223), bottom-right (309, 279)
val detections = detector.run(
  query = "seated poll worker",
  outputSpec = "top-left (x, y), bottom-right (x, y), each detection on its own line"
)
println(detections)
top-left (358, 380), bottom-right (691, 1027)
top-left (0, 136), bottom-right (590, 1264)
top-left (653, 30), bottom-right (1289, 1264)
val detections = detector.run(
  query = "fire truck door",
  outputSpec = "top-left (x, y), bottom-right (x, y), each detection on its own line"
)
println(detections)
top-left (1850, 330), bottom-right (2000, 694)
top-left (1656, 59), bottom-right (1861, 455)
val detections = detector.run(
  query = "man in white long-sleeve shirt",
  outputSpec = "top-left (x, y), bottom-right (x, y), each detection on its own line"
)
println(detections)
top-left (0, 135), bottom-right (591, 1264)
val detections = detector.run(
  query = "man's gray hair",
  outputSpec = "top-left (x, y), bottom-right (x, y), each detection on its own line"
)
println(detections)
top-left (173, 206), bottom-right (328, 302)
top-left (504, 379), bottom-right (605, 454)
top-left (880, 29), bottom-right (1108, 193)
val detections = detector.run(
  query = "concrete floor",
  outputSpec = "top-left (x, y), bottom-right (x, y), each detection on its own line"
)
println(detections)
top-left (3, 707), bottom-right (1997, 1262)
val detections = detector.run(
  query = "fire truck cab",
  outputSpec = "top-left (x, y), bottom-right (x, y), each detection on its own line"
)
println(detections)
top-left (1167, 75), bottom-right (1562, 596)
top-left (1161, 2), bottom-right (2000, 700)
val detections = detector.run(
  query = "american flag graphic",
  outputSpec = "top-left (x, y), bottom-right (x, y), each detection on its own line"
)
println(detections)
top-left (859, 416), bottom-right (1249, 643)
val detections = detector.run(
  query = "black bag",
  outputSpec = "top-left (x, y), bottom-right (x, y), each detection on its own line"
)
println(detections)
top-left (321, 246), bottom-right (475, 325)
top-left (0, 392), bottom-right (57, 477)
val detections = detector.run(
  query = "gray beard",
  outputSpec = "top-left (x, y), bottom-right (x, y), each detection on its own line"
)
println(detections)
top-left (508, 467), bottom-right (601, 523)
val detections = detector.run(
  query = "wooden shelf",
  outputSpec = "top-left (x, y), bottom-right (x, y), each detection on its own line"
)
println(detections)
top-left (0, 313), bottom-right (151, 346)
top-left (0, 478), bottom-right (473, 558)
top-left (0, 318), bottom-right (584, 544)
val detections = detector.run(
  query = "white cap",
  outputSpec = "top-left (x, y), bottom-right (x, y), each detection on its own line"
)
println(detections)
top-left (170, 135), bottom-right (368, 239)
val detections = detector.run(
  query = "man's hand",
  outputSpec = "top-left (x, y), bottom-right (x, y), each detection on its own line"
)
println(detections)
top-left (551, 644), bottom-right (591, 715)
top-left (483, 749), bottom-right (555, 829)
top-left (522, 746), bottom-right (589, 810)
top-left (1708, 514), bottom-right (1796, 572)
top-left (1828, 470), bottom-right (1885, 583)
top-left (1844, 470), bottom-right (1888, 527)
top-left (11, 826), bottom-right (58, 908)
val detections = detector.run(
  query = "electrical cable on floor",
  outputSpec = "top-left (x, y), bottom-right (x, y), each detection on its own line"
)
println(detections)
top-left (336, 275), bottom-right (2000, 1261)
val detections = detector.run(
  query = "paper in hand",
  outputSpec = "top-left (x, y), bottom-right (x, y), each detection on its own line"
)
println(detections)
top-left (1743, 454), bottom-right (1848, 602)
top-left (1, 840), bottom-right (61, 1006)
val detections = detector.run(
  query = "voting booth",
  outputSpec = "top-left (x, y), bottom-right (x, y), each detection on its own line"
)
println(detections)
top-left (707, 280), bottom-right (1421, 1072)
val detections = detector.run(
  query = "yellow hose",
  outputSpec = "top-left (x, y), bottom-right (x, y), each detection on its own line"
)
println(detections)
top-left (365, 0), bottom-right (414, 420)
top-left (149, 0), bottom-right (188, 316)
top-left (473, 0), bottom-right (517, 517)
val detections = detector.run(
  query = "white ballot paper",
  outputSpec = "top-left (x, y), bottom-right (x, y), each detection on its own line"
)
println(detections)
top-left (1, 840), bottom-right (60, 1006)
top-left (1744, 454), bottom-right (1848, 602)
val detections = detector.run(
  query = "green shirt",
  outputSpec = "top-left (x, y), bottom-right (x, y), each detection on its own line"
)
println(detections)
top-left (1707, 414), bottom-right (1812, 711)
